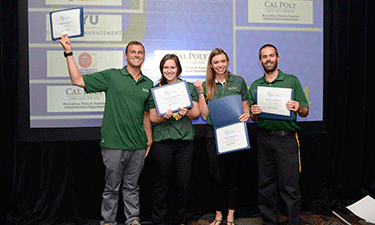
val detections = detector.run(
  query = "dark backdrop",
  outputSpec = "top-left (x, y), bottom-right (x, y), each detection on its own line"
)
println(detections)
top-left (1, 0), bottom-right (375, 224)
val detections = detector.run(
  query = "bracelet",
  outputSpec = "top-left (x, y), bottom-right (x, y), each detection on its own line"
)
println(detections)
top-left (198, 92), bottom-right (204, 94)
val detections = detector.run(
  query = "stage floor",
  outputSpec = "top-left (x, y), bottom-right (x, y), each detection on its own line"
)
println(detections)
top-left (185, 212), bottom-right (372, 225)
top-left (79, 212), bottom-right (372, 225)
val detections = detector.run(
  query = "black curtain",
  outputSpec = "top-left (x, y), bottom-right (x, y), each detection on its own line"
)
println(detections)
top-left (1, 0), bottom-right (18, 223)
top-left (1, 0), bottom-right (375, 224)
top-left (325, 0), bottom-right (375, 205)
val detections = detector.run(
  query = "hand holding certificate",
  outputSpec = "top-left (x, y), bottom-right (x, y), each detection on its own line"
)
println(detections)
top-left (151, 80), bottom-right (193, 116)
top-left (256, 86), bottom-right (294, 120)
top-left (50, 7), bottom-right (84, 41)
top-left (215, 122), bottom-right (250, 155)
top-left (208, 95), bottom-right (250, 155)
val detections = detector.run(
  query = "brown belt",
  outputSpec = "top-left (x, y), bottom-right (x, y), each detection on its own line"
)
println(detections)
top-left (259, 128), bottom-right (295, 136)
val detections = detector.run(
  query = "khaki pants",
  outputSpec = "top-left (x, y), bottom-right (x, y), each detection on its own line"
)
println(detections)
top-left (101, 148), bottom-right (146, 225)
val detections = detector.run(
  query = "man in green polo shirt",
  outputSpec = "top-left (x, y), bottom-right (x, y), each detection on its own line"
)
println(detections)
top-left (60, 34), bottom-right (153, 225)
top-left (249, 44), bottom-right (309, 225)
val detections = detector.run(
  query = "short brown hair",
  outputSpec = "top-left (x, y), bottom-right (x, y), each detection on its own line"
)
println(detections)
top-left (259, 44), bottom-right (279, 59)
top-left (125, 41), bottom-right (145, 53)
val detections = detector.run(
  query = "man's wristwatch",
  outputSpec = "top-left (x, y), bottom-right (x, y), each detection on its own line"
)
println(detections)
top-left (64, 51), bottom-right (73, 57)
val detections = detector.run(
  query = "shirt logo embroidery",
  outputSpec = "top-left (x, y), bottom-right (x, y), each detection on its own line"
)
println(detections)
top-left (142, 88), bottom-right (149, 93)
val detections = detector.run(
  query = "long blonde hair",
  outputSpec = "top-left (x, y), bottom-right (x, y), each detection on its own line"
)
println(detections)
top-left (205, 48), bottom-right (230, 101)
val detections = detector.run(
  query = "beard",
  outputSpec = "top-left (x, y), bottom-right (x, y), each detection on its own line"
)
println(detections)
top-left (262, 60), bottom-right (278, 73)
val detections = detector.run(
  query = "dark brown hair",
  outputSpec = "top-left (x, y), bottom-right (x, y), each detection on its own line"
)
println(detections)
top-left (159, 54), bottom-right (182, 85)
top-left (259, 44), bottom-right (279, 59)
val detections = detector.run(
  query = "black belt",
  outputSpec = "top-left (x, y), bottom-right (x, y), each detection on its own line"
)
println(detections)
top-left (259, 128), bottom-right (295, 136)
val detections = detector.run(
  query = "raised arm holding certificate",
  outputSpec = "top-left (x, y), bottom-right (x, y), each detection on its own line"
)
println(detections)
top-left (151, 80), bottom-right (193, 116)
top-left (50, 7), bottom-right (84, 41)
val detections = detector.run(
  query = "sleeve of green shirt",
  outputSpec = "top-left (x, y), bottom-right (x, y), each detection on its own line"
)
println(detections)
top-left (188, 82), bottom-right (199, 103)
top-left (248, 82), bottom-right (257, 111)
top-left (239, 77), bottom-right (250, 101)
top-left (144, 91), bottom-right (151, 111)
top-left (293, 78), bottom-right (309, 108)
top-left (82, 69), bottom-right (112, 93)
top-left (148, 85), bottom-right (158, 111)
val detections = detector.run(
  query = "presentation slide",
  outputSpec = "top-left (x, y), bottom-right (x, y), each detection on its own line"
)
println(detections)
top-left (28, 0), bottom-right (323, 128)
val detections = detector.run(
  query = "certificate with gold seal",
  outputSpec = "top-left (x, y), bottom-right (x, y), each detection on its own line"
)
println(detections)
top-left (50, 7), bottom-right (84, 41)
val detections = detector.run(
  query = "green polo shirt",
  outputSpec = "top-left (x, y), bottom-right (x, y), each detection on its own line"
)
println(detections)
top-left (203, 74), bottom-right (250, 125)
top-left (83, 66), bottom-right (153, 150)
top-left (149, 81), bottom-right (198, 142)
top-left (248, 70), bottom-right (309, 131)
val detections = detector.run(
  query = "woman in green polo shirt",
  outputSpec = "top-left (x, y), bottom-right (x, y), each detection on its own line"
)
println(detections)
top-left (149, 54), bottom-right (200, 225)
top-left (194, 48), bottom-right (250, 225)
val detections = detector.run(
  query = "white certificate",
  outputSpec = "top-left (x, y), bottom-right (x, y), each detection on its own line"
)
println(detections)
top-left (215, 122), bottom-right (250, 155)
top-left (50, 7), bottom-right (84, 41)
top-left (257, 86), bottom-right (292, 116)
top-left (151, 80), bottom-right (193, 116)
top-left (347, 195), bottom-right (375, 224)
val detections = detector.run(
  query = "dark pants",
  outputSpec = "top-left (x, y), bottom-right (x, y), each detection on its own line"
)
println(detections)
top-left (257, 131), bottom-right (301, 225)
top-left (152, 140), bottom-right (194, 225)
top-left (206, 125), bottom-right (243, 211)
